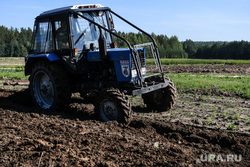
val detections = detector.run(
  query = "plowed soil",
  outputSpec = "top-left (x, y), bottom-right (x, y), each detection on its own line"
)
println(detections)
top-left (0, 64), bottom-right (249, 166)
top-left (148, 64), bottom-right (250, 74)
top-left (0, 89), bottom-right (249, 167)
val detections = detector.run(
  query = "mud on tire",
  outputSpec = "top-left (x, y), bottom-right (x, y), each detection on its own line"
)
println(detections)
top-left (29, 62), bottom-right (71, 112)
top-left (95, 88), bottom-right (132, 124)
top-left (142, 77), bottom-right (177, 112)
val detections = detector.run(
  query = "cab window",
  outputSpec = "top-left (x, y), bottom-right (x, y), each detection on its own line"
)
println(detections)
top-left (55, 20), bottom-right (69, 50)
top-left (33, 22), bottom-right (48, 53)
top-left (33, 21), bottom-right (53, 53)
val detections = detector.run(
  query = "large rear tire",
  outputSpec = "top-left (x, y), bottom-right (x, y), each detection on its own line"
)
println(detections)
top-left (95, 88), bottom-right (132, 124)
top-left (29, 62), bottom-right (71, 112)
top-left (142, 77), bottom-right (177, 112)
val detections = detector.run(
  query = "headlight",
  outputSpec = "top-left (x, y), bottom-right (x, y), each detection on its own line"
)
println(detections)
top-left (132, 69), bottom-right (137, 78)
top-left (141, 67), bottom-right (147, 75)
top-left (132, 67), bottom-right (147, 78)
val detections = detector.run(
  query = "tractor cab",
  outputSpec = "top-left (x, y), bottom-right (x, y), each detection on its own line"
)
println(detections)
top-left (29, 4), bottom-right (114, 70)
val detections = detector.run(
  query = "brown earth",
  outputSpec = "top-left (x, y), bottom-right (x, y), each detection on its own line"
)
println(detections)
top-left (0, 89), bottom-right (249, 167)
top-left (0, 64), bottom-right (249, 166)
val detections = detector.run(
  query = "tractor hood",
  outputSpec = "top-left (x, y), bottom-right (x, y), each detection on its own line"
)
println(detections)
top-left (87, 48), bottom-right (146, 82)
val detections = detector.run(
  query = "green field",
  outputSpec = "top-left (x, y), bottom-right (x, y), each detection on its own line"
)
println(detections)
top-left (166, 73), bottom-right (250, 99)
top-left (0, 57), bottom-right (249, 98)
top-left (0, 57), bottom-right (249, 67)
top-left (0, 70), bottom-right (26, 79)
top-left (0, 57), bottom-right (25, 79)
top-left (1, 70), bottom-right (248, 99)
top-left (0, 57), bottom-right (24, 61)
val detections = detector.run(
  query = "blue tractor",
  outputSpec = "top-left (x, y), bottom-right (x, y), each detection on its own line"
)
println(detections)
top-left (25, 4), bottom-right (177, 123)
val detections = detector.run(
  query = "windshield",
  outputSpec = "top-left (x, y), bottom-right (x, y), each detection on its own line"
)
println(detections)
top-left (71, 11), bottom-right (112, 51)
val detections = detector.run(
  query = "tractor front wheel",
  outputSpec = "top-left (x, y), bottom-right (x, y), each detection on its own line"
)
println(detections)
top-left (95, 88), bottom-right (132, 124)
top-left (142, 78), bottom-right (177, 112)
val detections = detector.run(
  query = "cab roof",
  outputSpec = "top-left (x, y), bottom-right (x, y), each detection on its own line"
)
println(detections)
top-left (38, 4), bottom-right (110, 18)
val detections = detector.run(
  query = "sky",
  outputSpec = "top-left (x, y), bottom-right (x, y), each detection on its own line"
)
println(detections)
top-left (0, 0), bottom-right (249, 41)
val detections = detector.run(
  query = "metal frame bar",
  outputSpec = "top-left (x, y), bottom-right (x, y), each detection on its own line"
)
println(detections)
top-left (109, 10), bottom-right (163, 73)
top-left (132, 81), bottom-right (169, 96)
top-left (134, 42), bottom-right (160, 72)
top-left (69, 9), bottom-right (145, 86)
top-left (44, 22), bottom-right (50, 53)
top-left (69, 9), bottom-right (165, 87)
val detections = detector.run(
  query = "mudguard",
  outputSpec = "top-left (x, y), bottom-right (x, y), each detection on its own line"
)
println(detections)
top-left (26, 53), bottom-right (60, 62)
top-left (25, 53), bottom-right (60, 75)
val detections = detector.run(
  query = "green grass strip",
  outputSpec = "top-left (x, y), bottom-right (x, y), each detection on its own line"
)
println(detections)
top-left (0, 70), bottom-right (27, 79)
top-left (1, 65), bottom-right (249, 99)
top-left (167, 73), bottom-right (250, 99)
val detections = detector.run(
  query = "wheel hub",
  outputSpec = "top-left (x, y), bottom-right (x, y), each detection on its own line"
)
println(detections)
top-left (100, 100), bottom-right (118, 121)
top-left (33, 71), bottom-right (55, 109)
top-left (152, 89), bottom-right (165, 105)
top-left (41, 80), bottom-right (52, 97)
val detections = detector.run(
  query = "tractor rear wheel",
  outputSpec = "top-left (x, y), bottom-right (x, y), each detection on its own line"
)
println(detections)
top-left (142, 78), bottom-right (177, 112)
top-left (29, 62), bottom-right (71, 112)
top-left (95, 88), bottom-right (132, 124)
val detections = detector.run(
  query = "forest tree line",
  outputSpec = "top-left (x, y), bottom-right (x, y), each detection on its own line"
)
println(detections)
top-left (0, 26), bottom-right (32, 57)
top-left (0, 25), bottom-right (249, 59)
top-left (115, 32), bottom-right (188, 58)
top-left (191, 40), bottom-right (250, 59)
